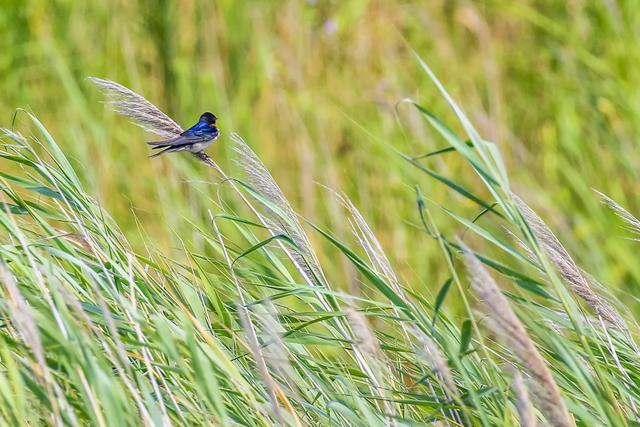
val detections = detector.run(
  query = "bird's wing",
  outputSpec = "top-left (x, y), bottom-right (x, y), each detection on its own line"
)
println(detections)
top-left (147, 134), bottom-right (205, 147)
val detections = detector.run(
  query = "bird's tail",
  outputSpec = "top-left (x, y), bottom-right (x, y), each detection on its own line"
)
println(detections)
top-left (147, 135), bottom-right (182, 146)
top-left (149, 146), bottom-right (178, 158)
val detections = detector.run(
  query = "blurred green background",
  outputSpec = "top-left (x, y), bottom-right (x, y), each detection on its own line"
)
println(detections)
top-left (2, 0), bottom-right (639, 305)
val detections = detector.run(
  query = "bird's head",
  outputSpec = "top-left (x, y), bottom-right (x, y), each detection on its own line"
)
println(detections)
top-left (200, 112), bottom-right (218, 127)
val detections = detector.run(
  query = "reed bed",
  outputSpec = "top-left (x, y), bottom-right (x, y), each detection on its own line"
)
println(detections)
top-left (0, 67), bottom-right (638, 427)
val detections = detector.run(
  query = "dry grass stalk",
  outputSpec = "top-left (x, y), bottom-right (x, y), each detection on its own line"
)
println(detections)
top-left (513, 372), bottom-right (538, 427)
top-left (459, 240), bottom-right (573, 427)
top-left (513, 195), bottom-right (625, 329)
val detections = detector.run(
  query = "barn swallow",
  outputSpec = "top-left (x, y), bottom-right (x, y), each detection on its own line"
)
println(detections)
top-left (147, 112), bottom-right (219, 157)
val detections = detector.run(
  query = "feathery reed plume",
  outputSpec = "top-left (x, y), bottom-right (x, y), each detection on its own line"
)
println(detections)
top-left (212, 215), bottom-right (302, 426)
top-left (513, 372), bottom-right (538, 427)
top-left (238, 305), bottom-right (284, 424)
top-left (513, 195), bottom-right (625, 329)
top-left (344, 306), bottom-right (397, 419)
top-left (410, 327), bottom-right (459, 399)
top-left (595, 190), bottom-right (640, 237)
top-left (337, 191), bottom-right (418, 366)
top-left (459, 239), bottom-right (574, 427)
top-left (231, 133), bottom-right (324, 286)
top-left (0, 264), bottom-right (47, 381)
top-left (250, 302), bottom-right (296, 384)
top-left (338, 193), bottom-right (406, 298)
top-left (339, 193), bottom-right (426, 420)
top-left (0, 264), bottom-right (80, 426)
top-left (345, 306), bottom-right (383, 359)
top-left (409, 325), bottom-right (466, 425)
top-left (88, 77), bottom-right (183, 138)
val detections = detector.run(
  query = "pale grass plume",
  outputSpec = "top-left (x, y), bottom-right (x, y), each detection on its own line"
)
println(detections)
top-left (337, 191), bottom-right (416, 358)
top-left (513, 372), bottom-right (538, 427)
top-left (409, 326), bottom-right (465, 425)
top-left (344, 306), bottom-right (397, 420)
top-left (55, 276), bottom-right (160, 426)
top-left (340, 193), bottom-right (430, 419)
top-left (237, 305), bottom-right (284, 424)
top-left (0, 264), bottom-right (47, 382)
top-left (338, 192), bottom-right (406, 298)
top-left (250, 302), bottom-right (297, 386)
top-left (513, 195), bottom-right (625, 329)
top-left (506, 227), bottom-right (623, 331)
top-left (345, 306), bottom-right (383, 360)
top-left (410, 326), bottom-right (459, 400)
top-left (459, 239), bottom-right (574, 427)
top-left (595, 189), bottom-right (640, 237)
top-left (88, 77), bottom-right (183, 138)
top-left (245, 303), bottom-right (315, 426)
top-left (0, 264), bottom-right (79, 426)
top-left (231, 133), bottom-right (324, 286)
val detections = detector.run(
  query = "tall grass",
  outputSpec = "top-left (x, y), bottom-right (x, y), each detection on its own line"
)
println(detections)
top-left (4, 1), bottom-right (640, 309)
top-left (1, 65), bottom-right (639, 426)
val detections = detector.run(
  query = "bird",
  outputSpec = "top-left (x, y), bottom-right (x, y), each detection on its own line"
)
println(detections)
top-left (147, 112), bottom-right (219, 158)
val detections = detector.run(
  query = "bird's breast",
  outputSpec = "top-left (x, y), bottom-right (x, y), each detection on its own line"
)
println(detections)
top-left (189, 139), bottom-right (215, 153)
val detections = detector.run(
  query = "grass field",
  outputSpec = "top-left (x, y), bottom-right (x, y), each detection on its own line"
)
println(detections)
top-left (1, 1), bottom-right (640, 425)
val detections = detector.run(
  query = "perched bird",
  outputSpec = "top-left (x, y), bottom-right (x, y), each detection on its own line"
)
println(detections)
top-left (147, 112), bottom-right (219, 157)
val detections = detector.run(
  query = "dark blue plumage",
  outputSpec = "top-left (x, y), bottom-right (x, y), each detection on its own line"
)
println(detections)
top-left (147, 112), bottom-right (219, 157)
